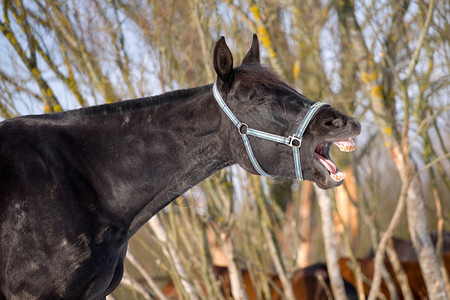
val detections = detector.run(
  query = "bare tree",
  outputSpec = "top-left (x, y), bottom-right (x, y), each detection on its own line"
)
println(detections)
top-left (1, 0), bottom-right (448, 299)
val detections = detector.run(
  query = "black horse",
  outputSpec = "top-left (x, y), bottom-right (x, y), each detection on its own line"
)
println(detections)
top-left (0, 35), bottom-right (360, 299)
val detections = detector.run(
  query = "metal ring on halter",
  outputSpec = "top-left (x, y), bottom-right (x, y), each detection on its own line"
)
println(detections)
top-left (239, 123), bottom-right (249, 135)
top-left (288, 135), bottom-right (302, 147)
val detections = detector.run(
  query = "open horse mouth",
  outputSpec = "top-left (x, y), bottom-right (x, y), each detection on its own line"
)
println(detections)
top-left (314, 138), bottom-right (356, 182)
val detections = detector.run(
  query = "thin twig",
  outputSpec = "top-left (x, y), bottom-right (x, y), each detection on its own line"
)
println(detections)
top-left (413, 152), bottom-right (450, 179)
top-left (404, 0), bottom-right (436, 81)
top-left (126, 250), bottom-right (169, 300)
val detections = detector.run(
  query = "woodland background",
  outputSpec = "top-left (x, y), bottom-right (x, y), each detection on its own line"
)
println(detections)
top-left (0, 0), bottom-right (449, 299)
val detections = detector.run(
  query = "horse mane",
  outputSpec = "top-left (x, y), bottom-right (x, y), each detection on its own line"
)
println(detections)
top-left (27, 84), bottom-right (212, 120)
top-left (27, 64), bottom-right (284, 121)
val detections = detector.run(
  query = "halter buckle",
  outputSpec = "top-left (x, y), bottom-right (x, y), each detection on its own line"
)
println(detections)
top-left (288, 135), bottom-right (302, 147)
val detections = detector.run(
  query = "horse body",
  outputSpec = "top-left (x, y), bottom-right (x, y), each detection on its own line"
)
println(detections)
top-left (0, 35), bottom-right (360, 299)
top-left (0, 86), bottom-right (226, 299)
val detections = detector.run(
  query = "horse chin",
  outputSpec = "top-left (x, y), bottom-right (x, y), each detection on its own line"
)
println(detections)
top-left (303, 158), bottom-right (344, 189)
top-left (314, 173), bottom-right (344, 189)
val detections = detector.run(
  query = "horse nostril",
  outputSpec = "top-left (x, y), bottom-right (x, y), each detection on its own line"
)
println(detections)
top-left (331, 118), bottom-right (344, 129)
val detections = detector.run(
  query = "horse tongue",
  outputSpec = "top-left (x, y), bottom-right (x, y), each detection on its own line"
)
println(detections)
top-left (334, 138), bottom-right (356, 152)
top-left (314, 153), bottom-right (337, 174)
top-left (314, 153), bottom-right (346, 181)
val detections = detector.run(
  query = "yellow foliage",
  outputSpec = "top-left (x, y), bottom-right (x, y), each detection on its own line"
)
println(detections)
top-left (293, 61), bottom-right (300, 81)
top-left (384, 126), bottom-right (393, 135)
top-left (257, 26), bottom-right (270, 46)
top-left (370, 85), bottom-right (383, 100)
top-left (250, 6), bottom-right (260, 20)
top-left (53, 105), bottom-right (62, 112)
top-left (31, 67), bottom-right (40, 77)
top-left (256, 26), bottom-right (276, 58)
top-left (361, 71), bottom-right (377, 83)
top-left (249, 7), bottom-right (277, 58)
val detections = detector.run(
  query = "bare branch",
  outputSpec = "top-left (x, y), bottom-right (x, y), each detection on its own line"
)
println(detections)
top-left (148, 216), bottom-right (200, 300)
top-left (126, 250), bottom-right (169, 300)
top-left (404, 0), bottom-right (436, 81)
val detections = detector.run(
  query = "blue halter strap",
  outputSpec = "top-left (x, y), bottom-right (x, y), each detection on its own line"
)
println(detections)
top-left (212, 83), bottom-right (327, 180)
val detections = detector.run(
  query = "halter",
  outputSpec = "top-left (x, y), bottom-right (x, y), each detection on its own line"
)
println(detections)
top-left (212, 83), bottom-right (328, 180)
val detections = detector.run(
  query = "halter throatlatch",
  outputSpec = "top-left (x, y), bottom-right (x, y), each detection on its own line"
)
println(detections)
top-left (212, 83), bottom-right (328, 180)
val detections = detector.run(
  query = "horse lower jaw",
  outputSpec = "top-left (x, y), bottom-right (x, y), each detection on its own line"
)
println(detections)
top-left (314, 137), bottom-right (356, 183)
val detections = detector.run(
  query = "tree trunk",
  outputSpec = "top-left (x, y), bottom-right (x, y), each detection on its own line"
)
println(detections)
top-left (315, 185), bottom-right (347, 300)
top-left (335, 168), bottom-right (359, 250)
top-left (296, 181), bottom-right (314, 268)
top-left (406, 179), bottom-right (448, 299)
top-left (220, 230), bottom-right (249, 300)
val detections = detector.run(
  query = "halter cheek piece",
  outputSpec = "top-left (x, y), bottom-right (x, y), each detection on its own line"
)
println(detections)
top-left (212, 83), bottom-right (328, 180)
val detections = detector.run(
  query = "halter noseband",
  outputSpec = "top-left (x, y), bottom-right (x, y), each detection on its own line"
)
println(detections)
top-left (212, 83), bottom-right (328, 180)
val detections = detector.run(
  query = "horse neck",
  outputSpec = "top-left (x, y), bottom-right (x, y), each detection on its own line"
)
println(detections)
top-left (68, 85), bottom-right (230, 236)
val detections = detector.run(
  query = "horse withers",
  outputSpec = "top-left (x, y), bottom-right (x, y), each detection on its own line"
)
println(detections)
top-left (0, 35), bottom-right (360, 299)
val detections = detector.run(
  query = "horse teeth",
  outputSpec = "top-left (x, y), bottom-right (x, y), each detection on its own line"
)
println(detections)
top-left (334, 139), bottom-right (356, 152)
top-left (331, 172), bottom-right (346, 182)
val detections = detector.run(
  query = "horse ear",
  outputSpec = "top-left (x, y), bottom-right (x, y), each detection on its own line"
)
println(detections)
top-left (213, 36), bottom-right (234, 87)
top-left (242, 34), bottom-right (260, 65)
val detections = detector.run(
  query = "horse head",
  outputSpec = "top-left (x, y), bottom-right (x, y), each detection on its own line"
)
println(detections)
top-left (213, 35), bottom-right (361, 189)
